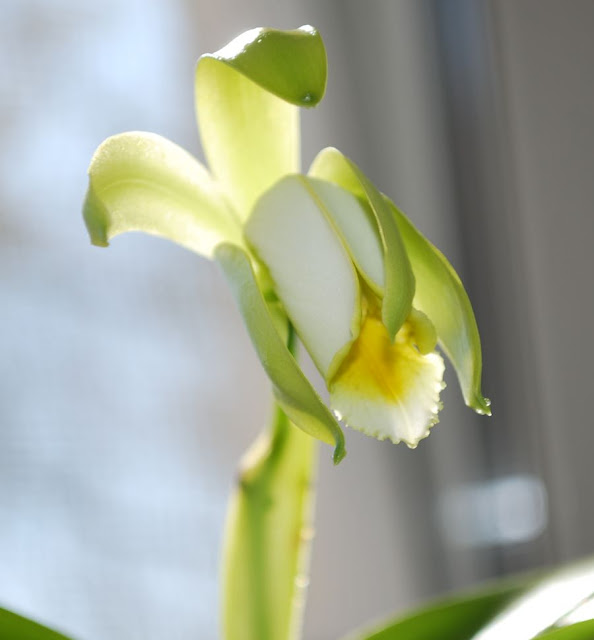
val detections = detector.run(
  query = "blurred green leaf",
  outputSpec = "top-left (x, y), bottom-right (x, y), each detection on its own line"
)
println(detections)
top-left (351, 557), bottom-right (594, 640)
top-left (0, 607), bottom-right (74, 640)
top-left (196, 26), bottom-right (326, 221)
top-left (538, 621), bottom-right (594, 639)
top-left (347, 575), bottom-right (536, 640)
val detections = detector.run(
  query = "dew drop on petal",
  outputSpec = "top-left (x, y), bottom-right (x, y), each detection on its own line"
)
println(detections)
top-left (295, 575), bottom-right (310, 589)
top-left (300, 526), bottom-right (315, 542)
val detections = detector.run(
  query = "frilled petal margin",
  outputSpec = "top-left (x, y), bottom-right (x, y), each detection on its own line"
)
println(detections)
top-left (329, 313), bottom-right (445, 447)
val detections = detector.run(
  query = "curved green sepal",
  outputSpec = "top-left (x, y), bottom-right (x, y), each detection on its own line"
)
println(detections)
top-left (0, 606), bottom-right (76, 639)
top-left (195, 26), bottom-right (327, 221)
top-left (386, 198), bottom-right (491, 415)
top-left (222, 404), bottom-right (316, 640)
top-left (215, 242), bottom-right (346, 464)
top-left (309, 147), bottom-right (415, 340)
top-left (83, 132), bottom-right (242, 258)
top-left (203, 26), bottom-right (327, 107)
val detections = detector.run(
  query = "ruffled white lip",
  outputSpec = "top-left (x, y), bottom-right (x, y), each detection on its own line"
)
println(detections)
top-left (329, 315), bottom-right (446, 448)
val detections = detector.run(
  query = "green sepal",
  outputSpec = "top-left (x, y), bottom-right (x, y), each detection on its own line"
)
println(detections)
top-left (215, 242), bottom-right (346, 464)
top-left (386, 198), bottom-right (491, 415)
top-left (309, 147), bottom-right (415, 341)
top-left (196, 26), bottom-right (327, 221)
top-left (0, 606), bottom-right (75, 639)
top-left (202, 26), bottom-right (327, 107)
top-left (83, 132), bottom-right (243, 258)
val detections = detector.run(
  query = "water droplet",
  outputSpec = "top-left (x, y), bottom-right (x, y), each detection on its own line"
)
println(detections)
top-left (484, 397), bottom-right (492, 407)
top-left (332, 409), bottom-right (343, 421)
top-left (295, 575), bottom-right (310, 589)
top-left (406, 442), bottom-right (418, 450)
top-left (301, 526), bottom-right (315, 542)
top-left (301, 92), bottom-right (313, 104)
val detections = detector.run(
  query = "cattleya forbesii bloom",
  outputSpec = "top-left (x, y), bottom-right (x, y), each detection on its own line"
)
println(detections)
top-left (84, 26), bottom-right (490, 464)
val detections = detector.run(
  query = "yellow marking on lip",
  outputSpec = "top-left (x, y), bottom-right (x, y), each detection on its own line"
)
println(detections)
top-left (330, 314), bottom-right (431, 404)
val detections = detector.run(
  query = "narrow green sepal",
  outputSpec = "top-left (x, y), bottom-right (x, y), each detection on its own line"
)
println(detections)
top-left (215, 242), bottom-right (346, 464)
top-left (387, 198), bottom-right (491, 415)
top-left (309, 147), bottom-right (416, 341)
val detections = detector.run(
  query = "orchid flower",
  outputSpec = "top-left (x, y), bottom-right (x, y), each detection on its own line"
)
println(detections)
top-left (83, 25), bottom-right (490, 466)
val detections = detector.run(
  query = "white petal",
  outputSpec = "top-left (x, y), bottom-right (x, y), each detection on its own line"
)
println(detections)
top-left (330, 315), bottom-right (445, 447)
top-left (245, 175), bottom-right (360, 378)
top-left (307, 177), bottom-right (384, 292)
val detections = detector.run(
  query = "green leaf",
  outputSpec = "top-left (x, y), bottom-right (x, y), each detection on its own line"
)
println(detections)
top-left (351, 558), bottom-right (594, 640)
top-left (309, 147), bottom-right (415, 340)
top-left (222, 402), bottom-right (316, 640)
top-left (386, 198), bottom-right (490, 415)
top-left (215, 242), bottom-right (346, 463)
top-left (538, 622), bottom-right (594, 639)
top-left (0, 607), bottom-right (75, 639)
top-left (469, 557), bottom-right (594, 640)
top-left (196, 26), bottom-right (327, 221)
top-left (84, 132), bottom-right (243, 258)
top-left (346, 574), bottom-right (538, 640)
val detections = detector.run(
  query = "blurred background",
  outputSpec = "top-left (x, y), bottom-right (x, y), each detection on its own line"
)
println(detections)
top-left (1, 0), bottom-right (593, 638)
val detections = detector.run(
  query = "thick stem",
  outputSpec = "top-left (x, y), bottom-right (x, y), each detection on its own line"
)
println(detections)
top-left (221, 326), bottom-right (318, 640)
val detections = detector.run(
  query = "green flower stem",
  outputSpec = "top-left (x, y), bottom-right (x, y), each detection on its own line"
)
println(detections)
top-left (221, 325), bottom-right (318, 640)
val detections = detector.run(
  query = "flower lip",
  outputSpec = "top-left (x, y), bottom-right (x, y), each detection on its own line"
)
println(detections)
top-left (330, 310), bottom-right (446, 447)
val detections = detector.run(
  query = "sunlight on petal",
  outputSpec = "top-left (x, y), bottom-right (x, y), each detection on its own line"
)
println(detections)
top-left (330, 313), bottom-right (445, 447)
